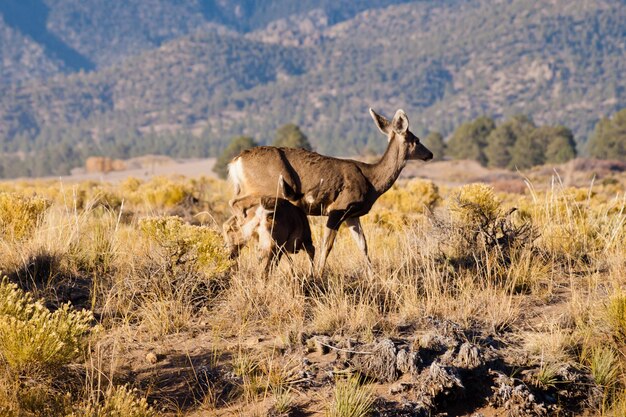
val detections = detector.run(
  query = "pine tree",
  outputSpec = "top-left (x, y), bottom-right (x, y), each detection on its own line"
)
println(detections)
top-left (505, 115), bottom-right (546, 169)
top-left (588, 109), bottom-right (626, 160)
top-left (446, 116), bottom-right (495, 165)
top-left (272, 123), bottom-right (313, 150)
top-left (485, 115), bottom-right (535, 168)
top-left (544, 126), bottom-right (577, 164)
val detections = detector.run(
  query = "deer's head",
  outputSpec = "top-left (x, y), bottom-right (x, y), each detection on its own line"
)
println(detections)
top-left (370, 108), bottom-right (433, 161)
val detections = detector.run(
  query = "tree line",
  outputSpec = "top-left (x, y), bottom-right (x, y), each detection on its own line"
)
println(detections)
top-left (212, 108), bottom-right (626, 180)
top-left (422, 108), bottom-right (626, 169)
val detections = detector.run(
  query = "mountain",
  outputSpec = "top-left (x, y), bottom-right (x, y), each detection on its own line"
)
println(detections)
top-left (0, 0), bottom-right (411, 83)
top-left (0, 0), bottom-right (624, 178)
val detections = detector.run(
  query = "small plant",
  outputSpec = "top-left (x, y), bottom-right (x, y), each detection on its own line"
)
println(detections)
top-left (606, 293), bottom-right (626, 342)
top-left (71, 385), bottom-right (157, 417)
top-left (531, 362), bottom-right (561, 389)
top-left (0, 278), bottom-right (93, 372)
top-left (326, 376), bottom-right (375, 417)
top-left (270, 386), bottom-right (294, 417)
top-left (434, 183), bottom-right (534, 273)
top-left (448, 183), bottom-right (500, 226)
top-left (378, 179), bottom-right (440, 214)
top-left (590, 346), bottom-right (620, 389)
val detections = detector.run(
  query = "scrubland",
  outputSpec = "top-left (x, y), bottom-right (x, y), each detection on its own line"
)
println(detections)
top-left (1, 161), bottom-right (626, 416)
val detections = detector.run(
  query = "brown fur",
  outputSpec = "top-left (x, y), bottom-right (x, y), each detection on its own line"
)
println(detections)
top-left (227, 109), bottom-right (432, 273)
top-left (223, 195), bottom-right (315, 277)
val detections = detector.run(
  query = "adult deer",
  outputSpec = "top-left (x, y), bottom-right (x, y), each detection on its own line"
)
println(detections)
top-left (227, 108), bottom-right (433, 273)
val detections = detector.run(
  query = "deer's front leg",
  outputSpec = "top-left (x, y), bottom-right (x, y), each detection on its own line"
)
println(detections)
top-left (317, 211), bottom-right (343, 274)
top-left (345, 217), bottom-right (372, 270)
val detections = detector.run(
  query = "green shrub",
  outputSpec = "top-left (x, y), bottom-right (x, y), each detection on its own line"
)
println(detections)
top-left (0, 279), bottom-right (92, 372)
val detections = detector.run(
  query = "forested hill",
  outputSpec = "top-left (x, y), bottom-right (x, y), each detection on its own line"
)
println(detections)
top-left (0, 0), bottom-right (624, 178)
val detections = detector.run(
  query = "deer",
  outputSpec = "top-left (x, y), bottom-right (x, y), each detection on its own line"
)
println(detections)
top-left (227, 108), bottom-right (433, 273)
top-left (223, 178), bottom-right (315, 277)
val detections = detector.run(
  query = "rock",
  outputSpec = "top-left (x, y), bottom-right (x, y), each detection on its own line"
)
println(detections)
top-left (390, 382), bottom-right (413, 394)
top-left (310, 335), bottom-right (332, 354)
top-left (351, 338), bottom-right (398, 382)
top-left (145, 352), bottom-right (158, 364)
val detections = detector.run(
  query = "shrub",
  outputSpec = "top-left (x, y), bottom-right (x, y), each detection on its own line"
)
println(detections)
top-left (435, 183), bottom-right (534, 272)
top-left (139, 216), bottom-right (231, 279)
top-left (448, 183), bottom-right (500, 226)
top-left (378, 179), bottom-right (440, 214)
top-left (0, 279), bottom-right (92, 372)
top-left (326, 376), bottom-right (375, 417)
top-left (0, 193), bottom-right (50, 240)
top-left (132, 177), bottom-right (194, 209)
top-left (71, 385), bottom-right (157, 417)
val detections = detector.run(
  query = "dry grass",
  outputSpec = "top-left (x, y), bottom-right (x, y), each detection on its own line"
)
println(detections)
top-left (1, 170), bottom-right (626, 415)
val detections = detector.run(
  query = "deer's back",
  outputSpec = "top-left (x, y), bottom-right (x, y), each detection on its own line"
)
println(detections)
top-left (230, 147), bottom-right (370, 216)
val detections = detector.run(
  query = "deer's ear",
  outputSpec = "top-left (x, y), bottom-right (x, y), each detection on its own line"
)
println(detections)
top-left (369, 108), bottom-right (390, 135)
top-left (260, 197), bottom-right (277, 213)
top-left (391, 109), bottom-right (409, 135)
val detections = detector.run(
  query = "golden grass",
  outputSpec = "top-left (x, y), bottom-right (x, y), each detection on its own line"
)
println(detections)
top-left (0, 172), bottom-right (625, 415)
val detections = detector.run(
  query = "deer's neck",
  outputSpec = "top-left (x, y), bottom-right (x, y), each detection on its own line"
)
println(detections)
top-left (365, 137), bottom-right (407, 195)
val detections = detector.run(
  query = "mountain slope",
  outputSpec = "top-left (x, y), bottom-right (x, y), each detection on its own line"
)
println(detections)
top-left (0, 0), bottom-right (411, 85)
top-left (0, 0), bottom-right (624, 178)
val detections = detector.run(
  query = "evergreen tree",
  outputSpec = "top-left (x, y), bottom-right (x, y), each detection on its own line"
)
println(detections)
top-left (422, 131), bottom-right (445, 161)
top-left (212, 136), bottom-right (258, 179)
top-left (272, 123), bottom-right (313, 150)
top-left (485, 125), bottom-right (516, 168)
top-left (485, 115), bottom-right (535, 168)
top-left (543, 126), bottom-right (577, 164)
top-left (506, 115), bottom-right (546, 169)
top-left (446, 116), bottom-right (495, 165)
top-left (588, 108), bottom-right (626, 160)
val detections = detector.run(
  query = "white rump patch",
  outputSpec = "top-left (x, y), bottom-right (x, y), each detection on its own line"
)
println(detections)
top-left (227, 158), bottom-right (245, 194)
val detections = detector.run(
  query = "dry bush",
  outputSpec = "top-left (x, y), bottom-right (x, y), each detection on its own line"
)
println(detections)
top-left (432, 183), bottom-right (534, 278)
top-left (0, 278), bottom-right (93, 373)
top-left (0, 192), bottom-right (50, 240)
top-left (70, 385), bottom-right (157, 417)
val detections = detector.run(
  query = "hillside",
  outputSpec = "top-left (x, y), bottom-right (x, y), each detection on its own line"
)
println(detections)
top-left (0, 0), bottom-right (409, 83)
top-left (0, 0), bottom-right (625, 178)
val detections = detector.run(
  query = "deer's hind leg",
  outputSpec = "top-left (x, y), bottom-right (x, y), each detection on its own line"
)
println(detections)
top-left (317, 210), bottom-right (344, 275)
top-left (345, 217), bottom-right (373, 271)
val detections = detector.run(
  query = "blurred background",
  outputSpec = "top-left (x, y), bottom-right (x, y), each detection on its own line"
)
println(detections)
top-left (0, 0), bottom-right (624, 179)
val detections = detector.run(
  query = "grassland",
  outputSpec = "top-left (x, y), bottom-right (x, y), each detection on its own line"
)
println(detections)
top-left (0, 159), bottom-right (625, 416)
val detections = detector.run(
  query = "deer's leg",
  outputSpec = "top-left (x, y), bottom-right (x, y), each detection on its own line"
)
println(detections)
top-left (317, 211), bottom-right (343, 274)
top-left (345, 217), bottom-right (372, 270)
top-left (305, 243), bottom-right (316, 276)
top-left (261, 247), bottom-right (284, 279)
